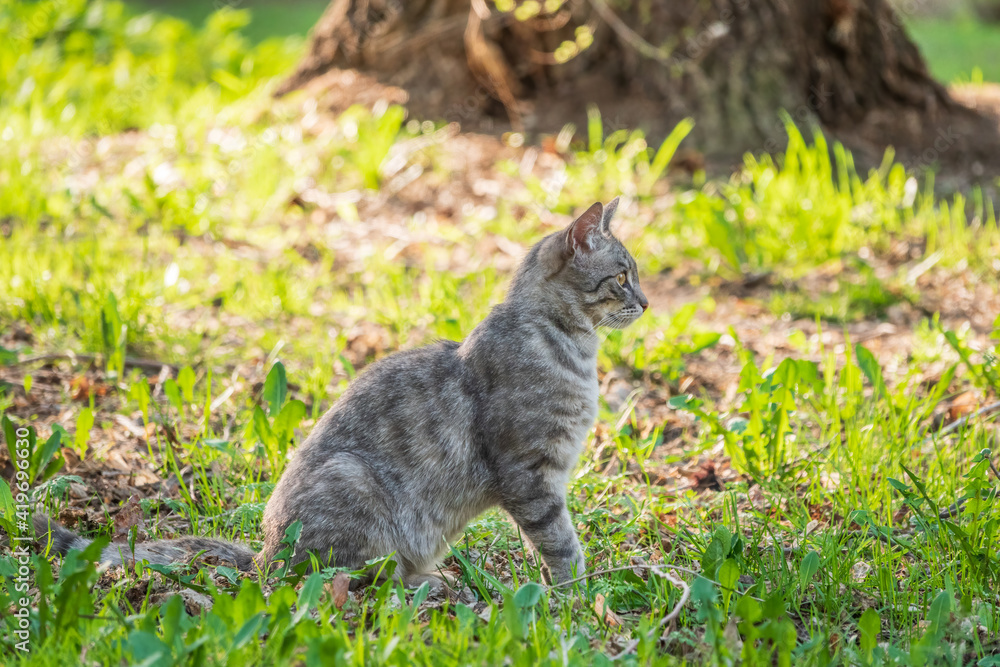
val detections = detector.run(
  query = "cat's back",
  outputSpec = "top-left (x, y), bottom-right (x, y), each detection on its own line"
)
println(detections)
top-left (300, 340), bottom-right (474, 460)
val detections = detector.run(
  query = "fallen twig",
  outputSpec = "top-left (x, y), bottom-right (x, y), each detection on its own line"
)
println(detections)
top-left (938, 499), bottom-right (967, 519)
top-left (612, 569), bottom-right (691, 659)
top-left (928, 400), bottom-right (1000, 440)
top-left (989, 457), bottom-right (1000, 484)
top-left (552, 562), bottom-right (699, 589)
top-left (553, 561), bottom-right (759, 599)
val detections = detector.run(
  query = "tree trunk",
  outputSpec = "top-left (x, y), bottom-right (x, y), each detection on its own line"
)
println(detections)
top-left (277, 0), bottom-right (1000, 174)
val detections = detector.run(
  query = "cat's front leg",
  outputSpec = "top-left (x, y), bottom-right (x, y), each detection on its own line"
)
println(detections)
top-left (504, 494), bottom-right (586, 584)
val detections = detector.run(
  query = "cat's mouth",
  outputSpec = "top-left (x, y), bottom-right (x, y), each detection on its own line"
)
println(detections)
top-left (600, 307), bottom-right (645, 329)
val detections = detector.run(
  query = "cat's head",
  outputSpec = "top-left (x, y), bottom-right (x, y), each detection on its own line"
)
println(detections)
top-left (515, 198), bottom-right (648, 331)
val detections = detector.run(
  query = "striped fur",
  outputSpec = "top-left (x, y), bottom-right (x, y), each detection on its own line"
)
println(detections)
top-left (35, 199), bottom-right (648, 586)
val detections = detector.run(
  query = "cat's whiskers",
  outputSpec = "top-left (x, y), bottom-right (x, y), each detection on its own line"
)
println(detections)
top-left (583, 313), bottom-right (618, 340)
top-left (584, 311), bottom-right (631, 344)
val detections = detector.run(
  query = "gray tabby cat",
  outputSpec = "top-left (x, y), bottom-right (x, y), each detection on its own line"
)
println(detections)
top-left (35, 198), bottom-right (648, 587)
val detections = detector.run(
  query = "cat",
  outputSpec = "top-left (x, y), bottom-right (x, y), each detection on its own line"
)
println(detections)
top-left (34, 198), bottom-right (648, 588)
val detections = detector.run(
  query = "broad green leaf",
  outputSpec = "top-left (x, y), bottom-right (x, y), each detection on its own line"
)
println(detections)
top-left (130, 380), bottom-right (151, 415)
top-left (855, 344), bottom-right (886, 397)
top-left (163, 379), bottom-right (183, 412)
top-left (859, 607), bottom-right (880, 657)
top-left (718, 558), bottom-right (740, 611)
top-left (252, 406), bottom-right (274, 444)
top-left (75, 408), bottom-right (94, 456)
top-left (0, 478), bottom-right (16, 532)
top-left (215, 566), bottom-right (240, 585)
top-left (887, 478), bottom-right (910, 494)
top-left (926, 590), bottom-right (952, 631)
top-left (34, 429), bottom-right (64, 483)
top-left (513, 582), bottom-right (544, 608)
top-left (125, 630), bottom-right (168, 666)
top-left (691, 332), bottom-right (721, 353)
top-left (232, 612), bottom-right (267, 650)
top-left (273, 399), bottom-right (307, 440)
top-left (690, 576), bottom-right (722, 624)
top-left (728, 417), bottom-right (749, 434)
top-left (701, 538), bottom-right (725, 578)
top-left (292, 573), bottom-right (324, 624)
top-left (409, 580), bottom-right (430, 611)
top-left (668, 394), bottom-right (702, 410)
top-left (718, 558), bottom-right (739, 590)
top-left (794, 359), bottom-right (822, 393)
top-left (282, 520), bottom-right (303, 546)
top-left (714, 526), bottom-right (732, 556)
top-left (762, 589), bottom-right (787, 620)
top-left (264, 361), bottom-right (288, 417)
top-left (735, 595), bottom-right (761, 623)
top-left (799, 551), bottom-right (821, 589)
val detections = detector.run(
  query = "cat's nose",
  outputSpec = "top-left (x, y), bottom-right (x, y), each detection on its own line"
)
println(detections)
top-left (640, 301), bottom-right (648, 312)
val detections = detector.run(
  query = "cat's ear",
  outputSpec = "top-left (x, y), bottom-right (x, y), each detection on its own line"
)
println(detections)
top-left (600, 196), bottom-right (619, 237)
top-left (565, 202), bottom-right (604, 255)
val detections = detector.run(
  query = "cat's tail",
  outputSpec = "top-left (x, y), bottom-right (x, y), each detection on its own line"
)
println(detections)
top-left (33, 513), bottom-right (260, 571)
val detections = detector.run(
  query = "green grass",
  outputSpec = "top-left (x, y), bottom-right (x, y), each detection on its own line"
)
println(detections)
top-left (906, 18), bottom-right (1000, 83)
top-left (2, 1), bottom-right (1000, 665)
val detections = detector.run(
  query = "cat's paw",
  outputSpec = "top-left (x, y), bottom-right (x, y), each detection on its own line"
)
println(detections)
top-left (403, 573), bottom-right (451, 596)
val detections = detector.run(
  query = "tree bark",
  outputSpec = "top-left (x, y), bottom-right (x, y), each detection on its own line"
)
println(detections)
top-left (277, 0), bottom-right (1000, 174)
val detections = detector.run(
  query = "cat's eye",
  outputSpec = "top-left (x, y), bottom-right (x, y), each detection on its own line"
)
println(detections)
top-left (616, 272), bottom-right (627, 287)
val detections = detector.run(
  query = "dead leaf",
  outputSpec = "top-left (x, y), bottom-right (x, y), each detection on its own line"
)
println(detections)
top-left (179, 588), bottom-right (213, 614)
top-left (691, 461), bottom-right (722, 491)
top-left (948, 391), bottom-right (980, 421)
top-left (540, 135), bottom-right (560, 155)
top-left (58, 506), bottom-right (87, 527)
top-left (327, 572), bottom-right (351, 609)
top-left (70, 375), bottom-right (91, 401)
top-left (70, 374), bottom-right (109, 401)
top-left (594, 593), bottom-right (622, 627)
top-left (747, 484), bottom-right (769, 512)
top-left (113, 414), bottom-right (146, 439)
top-left (892, 505), bottom-right (909, 524)
top-left (114, 495), bottom-right (144, 540)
